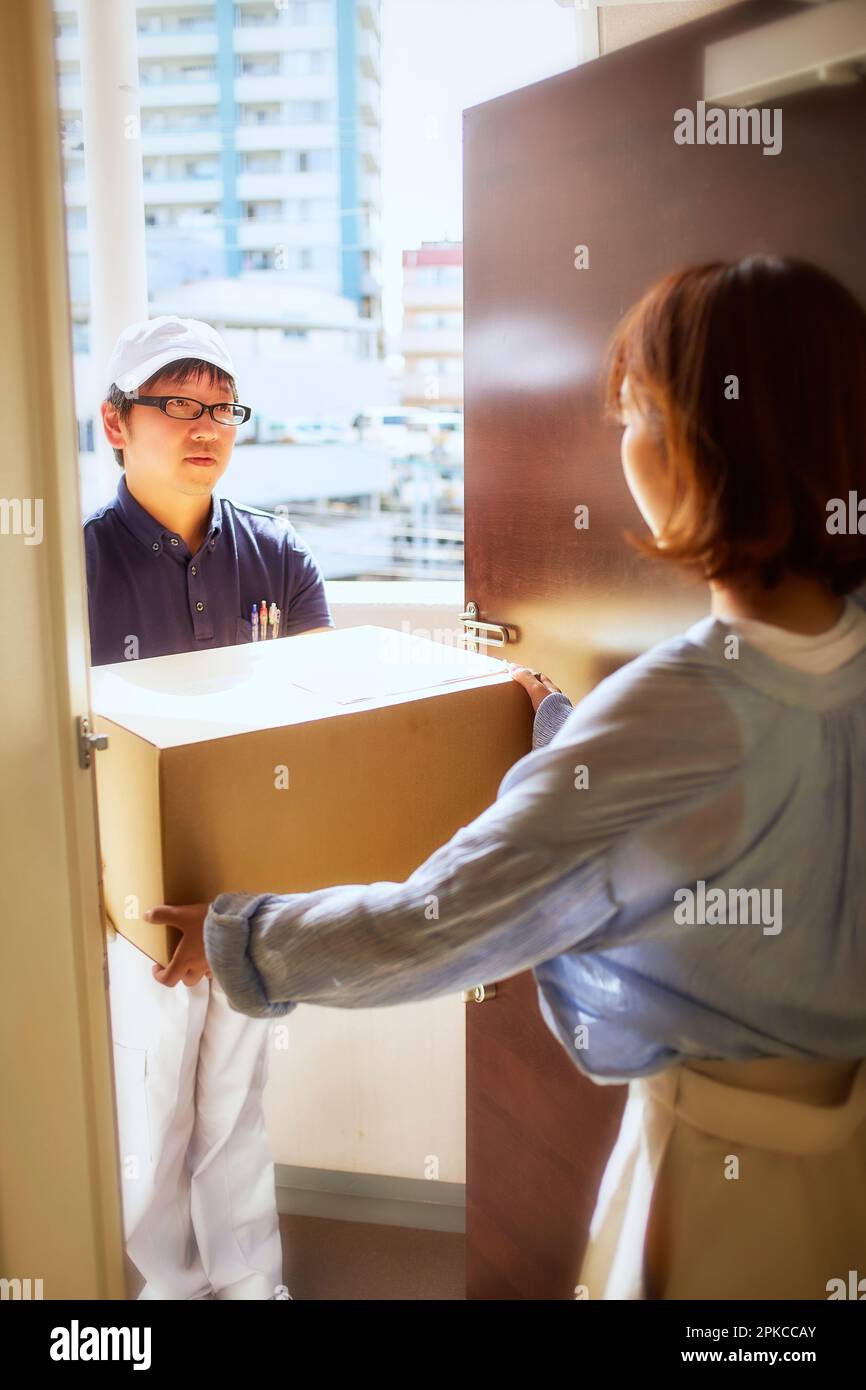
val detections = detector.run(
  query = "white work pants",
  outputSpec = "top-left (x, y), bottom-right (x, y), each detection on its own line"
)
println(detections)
top-left (107, 930), bottom-right (283, 1300)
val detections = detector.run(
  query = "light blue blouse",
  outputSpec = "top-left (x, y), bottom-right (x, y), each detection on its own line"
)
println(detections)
top-left (204, 593), bottom-right (866, 1083)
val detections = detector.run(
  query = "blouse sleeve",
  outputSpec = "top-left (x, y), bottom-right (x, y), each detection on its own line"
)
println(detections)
top-left (532, 691), bottom-right (574, 749)
top-left (204, 647), bottom-right (739, 1018)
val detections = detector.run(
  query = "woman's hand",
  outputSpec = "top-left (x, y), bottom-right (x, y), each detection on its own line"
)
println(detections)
top-left (143, 902), bottom-right (213, 988)
top-left (505, 662), bottom-right (564, 713)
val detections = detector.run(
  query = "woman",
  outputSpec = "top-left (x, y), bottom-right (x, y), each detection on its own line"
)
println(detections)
top-left (146, 254), bottom-right (866, 1300)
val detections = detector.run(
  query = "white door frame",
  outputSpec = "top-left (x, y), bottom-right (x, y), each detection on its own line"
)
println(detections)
top-left (0, 0), bottom-right (125, 1300)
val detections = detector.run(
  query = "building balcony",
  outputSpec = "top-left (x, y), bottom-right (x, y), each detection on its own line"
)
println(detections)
top-left (141, 177), bottom-right (223, 203)
top-left (402, 330), bottom-right (463, 355)
top-left (360, 268), bottom-right (383, 299)
top-left (402, 283), bottom-right (464, 311)
top-left (358, 205), bottom-right (383, 242)
top-left (357, 73), bottom-right (381, 125)
top-left (55, 36), bottom-right (81, 63)
top-left (235, 121), bottom-right (336, 151)
top-left (358, 2), bottom-right (381, 39)
top-left (136, 33), bottom-right (218, 59)
top-left (66, 227), bottom-right (89, 254)
top-left (356, 221), bottom-right (384, 258)
top-left (357, 25), bottom-right (381, 83)
top-left (359, 125), bottom-right (380, 172)
top-left (236, 170), bottom-right (338, 199)
top-left (234, 73), bottom-right (334, 103)
top-left (237, 220), bottom-right (340, 250)
top-left (359, 168), bottom-right (382, 207)
top-left (63, 179), bottom-right (86, 208)
top-left (57, 81), bottom-right (82, 112)
top-left (138, 81), bottom-right (220, 107)
top-left (233, 24), bottom-right (336, 55)
top-left (137, 0), bottom-right (214, 9)
top-left (141, 129), bottom-right (222, 155)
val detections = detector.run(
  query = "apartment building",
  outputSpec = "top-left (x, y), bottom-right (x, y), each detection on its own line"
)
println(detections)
top-left (55, 0), bottom-right (384, 353)
top-left (401, 241), bottom-right (463, 409)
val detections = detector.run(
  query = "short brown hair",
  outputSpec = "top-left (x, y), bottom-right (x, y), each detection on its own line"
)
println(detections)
top-left (604, 255), bottom-right (866, 594)
top-left (106, 357), bottom-right (239, 468)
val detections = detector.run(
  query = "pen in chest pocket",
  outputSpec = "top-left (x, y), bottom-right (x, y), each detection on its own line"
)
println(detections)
top-left (250, 599), bottom-right (281, 640)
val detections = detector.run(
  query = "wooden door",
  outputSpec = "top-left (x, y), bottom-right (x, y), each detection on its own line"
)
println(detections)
top-left (462, 0), bottom-right (866, 1298)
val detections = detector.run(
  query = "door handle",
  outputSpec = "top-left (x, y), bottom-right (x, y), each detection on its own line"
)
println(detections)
top-left (460, 601), bottom-right (518, 651)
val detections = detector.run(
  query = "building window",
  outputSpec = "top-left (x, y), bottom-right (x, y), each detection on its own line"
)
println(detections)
top-left (239, 103), bottom-right (281, 125)
top-left (283, 49), bottom-right (331, 76)
top-left (286, 100), bottom-right (333, 124)
top-left (312, 246), bottom-right (337, 271)
top-left (409, 264), bottom-right (463, 288)
top-left (413, 312), bottom-right (463, 329)
top-left (296, 148), bottom-right (334, 172)
top-left (243, 201), bottom-right (283, 221)
top-left (142, 109), bottom-right (219, 134)
top-left (243, 248), bottom-right (280, 270)
top-left (235, 3), bottom-right (282, 27)
top-left (177, 206), bottom-right (218, 227)
top-left (138, 9), bottom-right (215, 35)
top-left (182, 158), bottom-right (219, 179)
top-left (141, 62), bottom-right (217, 85)
top-left (238, 54), bottom-right (282, 77)
top-left (241, 151), bottom-right (282, 173)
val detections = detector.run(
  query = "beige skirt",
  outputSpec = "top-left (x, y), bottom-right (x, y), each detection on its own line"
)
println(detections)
top-left (577, 1055), bottom-right (866, 1300)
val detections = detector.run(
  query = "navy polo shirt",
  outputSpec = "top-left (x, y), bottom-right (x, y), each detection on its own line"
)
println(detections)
top-left (84, 473), bottom-right (334, 667)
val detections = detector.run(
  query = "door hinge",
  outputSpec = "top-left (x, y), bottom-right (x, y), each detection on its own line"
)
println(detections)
top-left (463, 983), bottom-right (497, 1003)
top-left (78, 715), bottom-right (109, 770)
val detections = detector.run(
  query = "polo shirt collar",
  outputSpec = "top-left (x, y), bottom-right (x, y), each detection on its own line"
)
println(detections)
top-left (115, 471), bottom-right (222, 554)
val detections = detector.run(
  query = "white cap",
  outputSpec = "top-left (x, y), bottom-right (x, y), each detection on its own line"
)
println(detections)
top-left (105, 315), bottom-right (236, 394)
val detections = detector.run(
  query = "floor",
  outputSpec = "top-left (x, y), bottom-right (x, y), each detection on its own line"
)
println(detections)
top-left (124, 1216), bottom-right (465, 1300)
top-left (281, 1214), bottom-right (464, 1300)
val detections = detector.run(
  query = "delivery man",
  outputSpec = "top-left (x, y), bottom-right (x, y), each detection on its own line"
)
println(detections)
top-left (85, 315), bottom-right (334, 1299)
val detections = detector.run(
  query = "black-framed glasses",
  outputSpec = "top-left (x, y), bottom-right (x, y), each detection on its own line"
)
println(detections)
top-left (130, 395), bottom-right (252, 426)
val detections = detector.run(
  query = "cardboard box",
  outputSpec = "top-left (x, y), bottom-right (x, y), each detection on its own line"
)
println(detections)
top-left (90, 626), bottom-right (532, 966)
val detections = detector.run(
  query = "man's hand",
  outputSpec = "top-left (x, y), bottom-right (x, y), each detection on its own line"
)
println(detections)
top-left (143, 902), bottom-right (213, 988)
top-left (506, 662), bottom-right (564, 713)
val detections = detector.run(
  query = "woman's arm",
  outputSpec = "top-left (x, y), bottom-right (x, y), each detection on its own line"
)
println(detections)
top-left (203, 649), bottom-right (738, 1018)
top-left (204, 824), bottom-right (618, 1018)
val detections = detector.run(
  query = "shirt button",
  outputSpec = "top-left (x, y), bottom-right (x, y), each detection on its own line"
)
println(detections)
top-left (196, 601), bottom-right (204, 612)
top-left (152, 542), bottom-right (159, 552)
top-left (190, 565), bottom-right (197, 576)
top-left (170, 537), bottom-right (179, 546)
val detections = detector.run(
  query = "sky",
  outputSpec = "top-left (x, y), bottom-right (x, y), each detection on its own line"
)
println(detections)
top-left (379, 0), bottom-right (578, 336)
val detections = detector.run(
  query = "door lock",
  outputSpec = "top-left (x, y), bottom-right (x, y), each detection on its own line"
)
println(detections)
top-left (78, 716), bottom-right (109, 770)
